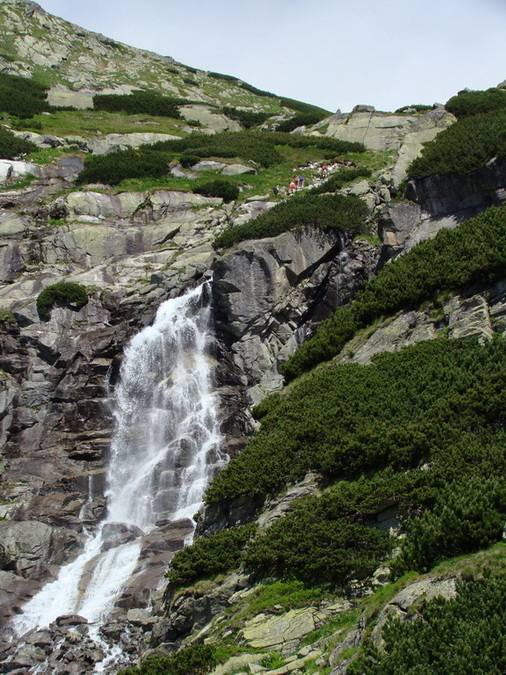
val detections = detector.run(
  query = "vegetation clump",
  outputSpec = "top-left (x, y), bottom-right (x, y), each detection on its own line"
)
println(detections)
top-left (0, 72), bottom-right (51, 118)
top-left (394, 104), bottom-right (433, 113)
top-left (408, 102), bottom-right (506, 178)
top-left (221, 107), bottom-right (270, 129)
top-left (276, 111), bottom-right (328, 132)
top-left (192, 180), bottom-right (239, 202)
top-left (93, 91), bottom-right (183, 118)
top-left (445, 87), bottom-right (506, 118)
top-left (243, 482), bottom-right (392, 586)
top-left (207, 72), bottom-right (239, 83)
top-left (36, 282), bottom-right (88, 321)
top-left (167, 523), bottom-right (257, 589)
top-left (349, 573), bottom-right (506, 675)
top-left (120, 644), bottom-right (216, 675)
top-left (0, 126), bottom-right (38, 159)
top-left (76, 149), bottom-right (169, 186)
top-left (309, 166), bottom-right (372, 194)
top-left (214, 193), bottom-right (368, 248)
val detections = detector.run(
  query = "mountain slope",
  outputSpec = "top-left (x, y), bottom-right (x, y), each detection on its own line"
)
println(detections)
top-left (0, 0), bottom-right (314, 114)
top-left (0, 2), bottom-right (505, 674)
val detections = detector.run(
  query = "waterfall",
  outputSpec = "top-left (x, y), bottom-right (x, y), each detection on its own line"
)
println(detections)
top-left (12, 283), bottom-right (224, 635)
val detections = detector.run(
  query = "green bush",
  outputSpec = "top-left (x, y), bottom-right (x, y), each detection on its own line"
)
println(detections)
top-left (0, 72), bottom-right (50, 118)
top-left (238, 81), bottom-right (275, 98)
top-left (0, 127), bottom-right (38, 159)
top-left (207, 72), bottom-right (239, 83)
top-left (394, 104), bottom-right (433, 113)
top-left (213, 193), bottom-right (368, 248)
top-left (192, 180), bottom-right (239, 202)
top-left (445, 87), bottom-right (506, 118)
top-left (203, 337), bottom-right (506, 586)
top-left (393, 475), bottom-right (506, 574)
top-left (281, 205), bottom-right (506, 380)
top-left (276, 112), bottom-right (328, 133)
top-left (151, 131), bottom-right (283, 167)
top-left (206, 337), bottom-right (506, 503)
top-left (93, 91), bottom-right (182, 118)
top-left (179, 154), bottom-right (201, 168)
top-left (244, 483), bottom-right (392, 586)
top-left (36, 282), bottom-right (88, 321)
top-left (277, 97), bottom-right (330, 116)
top-left (408, 108), bottom-right (506, 178)
top-left (221, 107), bottom-right (270, 129)
top-left (349, 574), bottom-right (506, 675)
top-left (76, 149), bottom-right (170, 186)
top-left (167, 523), bottom-right (257, 589)
top-left (119, 645), bottom-right (216, 675)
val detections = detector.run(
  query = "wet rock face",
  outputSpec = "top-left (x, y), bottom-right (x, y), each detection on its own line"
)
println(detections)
top-left (212, 227), bottom-right (378, 409)
top-left (406, 158), bottom-right (506, 218)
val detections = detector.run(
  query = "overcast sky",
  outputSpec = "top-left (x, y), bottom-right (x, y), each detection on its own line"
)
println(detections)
top-left (35, 0), bottom-right (506, 113)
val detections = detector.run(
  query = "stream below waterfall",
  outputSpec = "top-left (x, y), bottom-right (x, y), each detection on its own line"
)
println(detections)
top-left (9, 283), bottom-right (225, 668)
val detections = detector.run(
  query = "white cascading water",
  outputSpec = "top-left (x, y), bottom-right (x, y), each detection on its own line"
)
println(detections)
top-left (12, 283), bottom-right (224, 636)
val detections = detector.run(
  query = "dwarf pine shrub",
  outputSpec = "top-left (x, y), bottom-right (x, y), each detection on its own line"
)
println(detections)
top-left (276, 111), bottom-right (328, 132)
top-left (167, 523), bottom-right (257, 589)
top-left (36, 282), bottom-right (88, 321)
top-left (76, 149), bottom-right (170, 186)
top-left (0, 127), bottom-right (38, 159)
top-left (349, 574), bottom-right (506, 675)
top-left (408, 108), bottom-right (506, 178)
top-left (0, 72), bottom-right (50, 118)
top-left (93, 91), bottom-right (182, 118)
top-left (214, 193), bottom-right (368, 248)
top-left (192, 180), bottom-right (239, 202)
top-left (445, 87), bottom-right (506, 118)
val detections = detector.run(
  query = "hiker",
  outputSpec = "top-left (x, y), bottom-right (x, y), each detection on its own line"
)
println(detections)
top-left (289, 180), bottom-right (297, 193)
top-left (298, 175), bottom-right (304, 188)
top-left (273, 186), bottom-right (279, 196)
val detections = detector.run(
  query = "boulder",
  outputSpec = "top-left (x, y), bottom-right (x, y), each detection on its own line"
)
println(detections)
top-left (0, 160), bottom-right (41, 184)
top-left (193, 160), bottom-right (228, 172)
top-left (240, 607), bottom-right (320, 654)
top-left (221, 164), bottom-right (257, 176)
top-left (101, 522), bottom-right (144, 552)
top-left (0, 521), bottom-right (53, 577)
top-left (179, 105), bottom-right (242, 132)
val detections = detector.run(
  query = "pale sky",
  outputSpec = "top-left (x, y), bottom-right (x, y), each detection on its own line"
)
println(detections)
top-left (35, 0), bottom-right (506, 113)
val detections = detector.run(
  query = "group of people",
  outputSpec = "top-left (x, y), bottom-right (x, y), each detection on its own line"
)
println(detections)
top-left (272, 160), bottom-right (354, 198)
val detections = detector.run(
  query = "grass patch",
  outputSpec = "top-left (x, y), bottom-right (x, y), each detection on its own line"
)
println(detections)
top-left (16, 110), bottom-right (185, 138)
top-left (300, 608), bottom-right (361, 647)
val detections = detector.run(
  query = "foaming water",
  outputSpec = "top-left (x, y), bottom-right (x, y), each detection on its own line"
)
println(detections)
top-left (12, 283), bottom-right (224, 636)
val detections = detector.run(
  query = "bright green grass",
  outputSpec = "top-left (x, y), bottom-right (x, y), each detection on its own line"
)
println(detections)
top-left (15, 110), bottom-right (186, 138)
